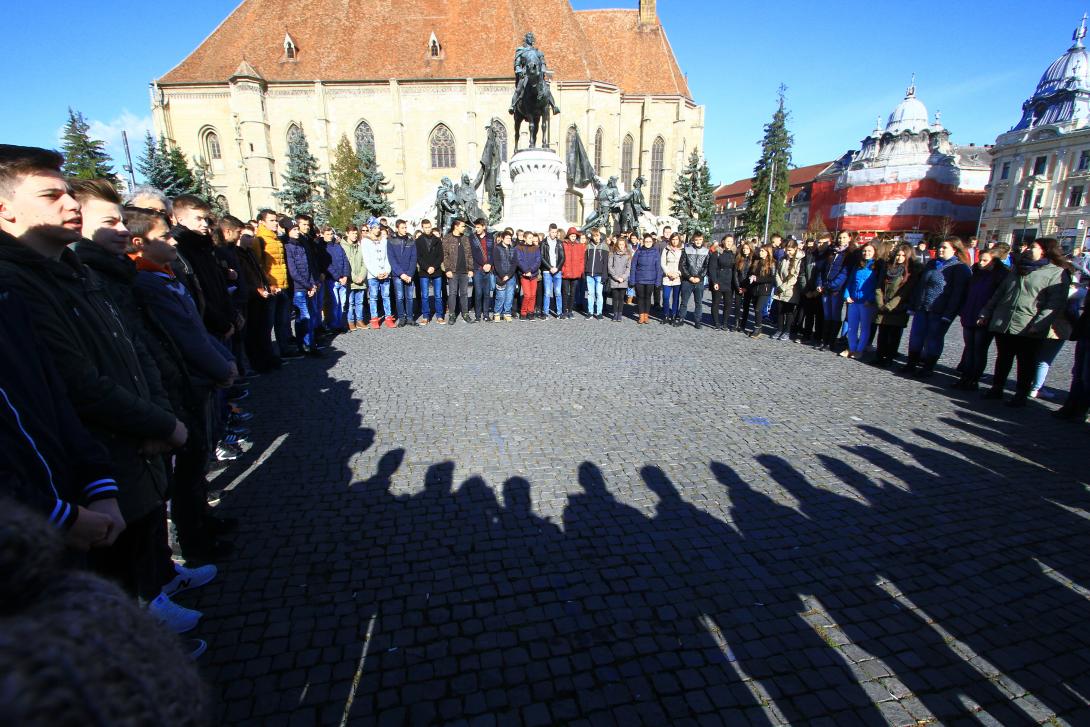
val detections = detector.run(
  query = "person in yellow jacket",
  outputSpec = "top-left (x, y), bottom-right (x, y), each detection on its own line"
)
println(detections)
top-left (255, 209), bottom-right (296, 358)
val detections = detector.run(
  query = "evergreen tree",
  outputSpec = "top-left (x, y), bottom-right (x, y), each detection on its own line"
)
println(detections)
top-left (668, 148), bottom-right (716, 239)
top-left (166, 144), bottom-right (198, 195)
top-left (327, 135), bottom-right (364, 230)
top-left (60, 108), bottom-right (117, 182)
top-left (136, 132), bottom-right (175, 191)
top-left (275, 128), bottom-right (329, 223)
top-left (742, 85), bottom-right (793, 241)
top-left (348, 149), bottom-right (394, 223)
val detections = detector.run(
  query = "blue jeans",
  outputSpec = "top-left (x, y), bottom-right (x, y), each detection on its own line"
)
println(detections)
top-left (473, 271), bottom-right (495, 317)
top-left (419, 277), bottom-right (444, 320)
top-left (494, 277), bottom-right (516, 315)
top-left (821, 292), bottom-right (843, 322)
top-left (348, 289), bottom-right (366, 323)
top-left (1032, 338), bottom-right (1066, 392)
top-left (845, 302), bottom-right (876, 353)
top-left (367, 278), bottom-right (392, 320)
top-left (291, 290), bottom-right (318, 348)
top-left (663, 285), bottom-right (680, 317)
top-left (908, 311), bottom-right (953, 361)
top-left (585, 274), bottom-right (604, 315)
top-left (394, 277), bottom-right (415, 319)
top-left (542, 270), bottom-right (562, 315)
top-left (326, 281), bottom-right (347, 329)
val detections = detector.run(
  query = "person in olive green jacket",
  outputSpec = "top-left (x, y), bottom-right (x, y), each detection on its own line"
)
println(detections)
top-left (873, 244), bottom-right (919, 367)
top-left (341, 224), bottom-right (368, 330)
top-left (979, 237), bottom-right (1072, 406)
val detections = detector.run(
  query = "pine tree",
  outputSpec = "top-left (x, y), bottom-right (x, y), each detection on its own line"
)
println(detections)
top-left (327, 135), bottom-right (364, 230)
top-left (275, 128), bottom-right (328, 223)
top-left (348, 149), bottom-right (394, 223)
top-left (60, 108), bottom-right (117, 182)
top-left (166, 144), bottom-right (198, 195)
top-left (742, 85), bottom-right (793, 241)
top-left (136, 132), bottom-right (171, 190)
top-left (669, 149), bottom-right (716, 239)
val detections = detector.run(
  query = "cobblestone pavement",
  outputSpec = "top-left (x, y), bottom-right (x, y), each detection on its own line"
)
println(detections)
top-left (191, 307), bottom-right (1090, 726)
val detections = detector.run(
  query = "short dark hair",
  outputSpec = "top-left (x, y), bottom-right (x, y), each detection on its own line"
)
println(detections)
top-left (548, 223), bottom-right (558, 230)
top-left (473, 217), bottom-right (487, 227)
top-left (258, 208), bottom-right (277, 220)
top-left (172, 194), bottom-right (211, 214)
top-left (692, 231), bottom-right (704, 240)
top-left (123, 206), bottom-right (170, 241)
top-left (218, 215), bottom-right (245, 232)
top-left (0, 145), bottom-right (64, 196)
top-left (346, 223), bottom-right (359, 232)
top-left (70, 178), bottom-right (121, 206)
top-left (420, 218), bottom-right (432, 226)
top-left (395, 219), bottom-right (407, 227)
top-left (294, 213), bottom-right (312, 223)
top-left (321, 224), bottom-right (334, 233)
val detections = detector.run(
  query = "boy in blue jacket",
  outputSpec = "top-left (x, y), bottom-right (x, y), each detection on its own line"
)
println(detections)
top-left (388, 219), bottom-right (419, 327)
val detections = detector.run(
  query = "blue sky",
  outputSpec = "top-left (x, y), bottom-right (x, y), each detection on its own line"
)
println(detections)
top-left (3, 1), bottom-right (1084, 186)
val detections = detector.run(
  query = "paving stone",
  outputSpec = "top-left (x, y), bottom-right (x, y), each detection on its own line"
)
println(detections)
top-left (190, 320), bottom-right (1085, 724)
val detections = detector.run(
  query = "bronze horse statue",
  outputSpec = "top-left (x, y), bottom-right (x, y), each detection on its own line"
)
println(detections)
top-left (512, 53), bottom-right (553, 151)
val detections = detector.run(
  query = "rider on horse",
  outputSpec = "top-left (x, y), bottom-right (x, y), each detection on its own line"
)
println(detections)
top-left (509, 32), bottom-right (560, 115)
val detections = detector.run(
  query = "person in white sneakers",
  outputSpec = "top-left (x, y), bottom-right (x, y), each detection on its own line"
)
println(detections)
top-left (362, 225), bottom-right (395, 329)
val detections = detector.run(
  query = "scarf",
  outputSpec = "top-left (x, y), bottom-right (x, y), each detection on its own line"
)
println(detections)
top-left (1016, 254), bottom-right (1049, 276)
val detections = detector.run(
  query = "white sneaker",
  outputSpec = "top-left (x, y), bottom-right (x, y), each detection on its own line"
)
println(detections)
top-left (162, 562), bottom-right (217, 597)
top-left (148, 593), bottom-right (202, 634)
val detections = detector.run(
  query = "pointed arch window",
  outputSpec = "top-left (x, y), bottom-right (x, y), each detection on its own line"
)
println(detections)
top-left (650, 136), bottom-right (666, 216)
top-left (202, 129), bottom-right (222, 161)
top-left (430, 124), bottom-right (456, 168)
top-left (565, 191), bottom-right (582, 224)
top-left (287, 124), bottom-right (304, 147)
top-left (594, 128), bottom-right (603, 174)
top-left (354, 120), bottom-right (375, 158)
top-left (621, 134), bottom-right (634, 189)
top-left (283, 33), bottom-right (297, 61)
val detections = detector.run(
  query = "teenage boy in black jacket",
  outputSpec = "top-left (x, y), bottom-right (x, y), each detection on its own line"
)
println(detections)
top-left (0, 145), bottom-right (186, 607)
top-left (416, 219), bottom-right (445, 324)
top-left (0, 285), bottom-right (121, 550)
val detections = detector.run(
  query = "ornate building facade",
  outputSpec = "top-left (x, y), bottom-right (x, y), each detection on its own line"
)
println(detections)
top-left (151, 0), bottom-right (703, 222)
top-left (711, 161), bottom-right (833, 240)
top-left (979, 17), bottom-right (1090, 251)
top-left (810, 81), bottom-right (991, 240)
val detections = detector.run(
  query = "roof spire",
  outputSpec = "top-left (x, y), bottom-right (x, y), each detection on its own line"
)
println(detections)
top-left (1074, 13), bottom-right (1088, 47)
top-left (906, 73), bottom-right (916, 98)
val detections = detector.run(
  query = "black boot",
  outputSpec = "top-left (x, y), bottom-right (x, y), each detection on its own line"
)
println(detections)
top-left (900, 353), bottom-right (919, 374)
top-left (914, 357), bottom-right (937, 378)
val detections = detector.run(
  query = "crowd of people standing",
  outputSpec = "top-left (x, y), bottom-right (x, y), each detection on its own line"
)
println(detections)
top-left (2, 139), bottom-right (1090, 704)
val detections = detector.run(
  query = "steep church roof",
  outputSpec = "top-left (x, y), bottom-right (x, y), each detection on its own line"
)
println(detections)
top-left (157, 0), bottom-right (691, 99)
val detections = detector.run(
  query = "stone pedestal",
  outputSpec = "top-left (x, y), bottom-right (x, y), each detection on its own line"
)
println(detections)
top-left (500, 148), bottom-right (566, 233)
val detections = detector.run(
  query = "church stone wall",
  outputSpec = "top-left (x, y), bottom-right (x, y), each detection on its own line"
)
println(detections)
top-left (154, 78), bottom-right (704, 224)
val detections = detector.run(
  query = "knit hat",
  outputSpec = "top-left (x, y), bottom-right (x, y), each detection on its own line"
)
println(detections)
top-left (278, 216), bottom-right (296, 231)
top-left (0, 499), bottom-right (207, 725)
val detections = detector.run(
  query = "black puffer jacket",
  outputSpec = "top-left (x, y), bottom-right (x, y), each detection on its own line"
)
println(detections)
top-left (0, 286), bottom-right (118, 530)
top-left (171, 225), bottom-right (235, 337)
top-left (708, 249), bottom-right (735, 290)
top-left (0, 232), bottom-right (174, 522)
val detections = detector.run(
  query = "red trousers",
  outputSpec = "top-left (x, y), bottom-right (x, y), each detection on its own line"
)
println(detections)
top-left (520, 277), bottom-right (538, 316)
